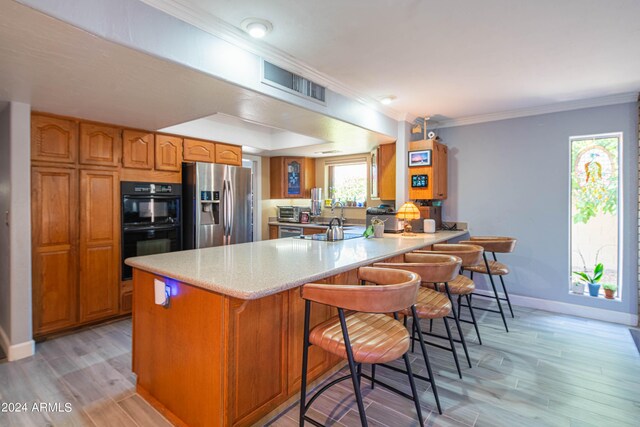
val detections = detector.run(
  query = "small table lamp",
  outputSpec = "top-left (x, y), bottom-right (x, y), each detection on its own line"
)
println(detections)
top-left (396, 202), bottom-right (420, 236)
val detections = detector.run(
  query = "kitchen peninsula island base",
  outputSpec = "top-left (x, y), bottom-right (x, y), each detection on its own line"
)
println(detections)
top-left (128, 231), bottom-right (467, 426)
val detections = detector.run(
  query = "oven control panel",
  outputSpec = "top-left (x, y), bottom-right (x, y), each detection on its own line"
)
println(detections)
top-left (133, 183), bottom-right (174, 194)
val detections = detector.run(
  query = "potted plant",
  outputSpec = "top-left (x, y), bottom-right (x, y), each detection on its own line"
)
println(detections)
top-left (602, 283), bottom-right (617, 299)
top-left (572, 263), bottom-right (603, 297)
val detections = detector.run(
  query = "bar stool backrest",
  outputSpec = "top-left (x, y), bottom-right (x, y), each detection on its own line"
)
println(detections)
top-left (374, 253), bottom-right (461, 284)
top-left (301, 267), bottom-right (419, 313)
top-left (418, 243), bottom-right (484, 268)
top-left (461, 236), bottom-right (516, 253)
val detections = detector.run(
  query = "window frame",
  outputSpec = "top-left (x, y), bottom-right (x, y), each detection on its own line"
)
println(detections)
top-left (568, 132), bottom-right (623, 300)
top-left (326, 158), bottom-right (368, 205)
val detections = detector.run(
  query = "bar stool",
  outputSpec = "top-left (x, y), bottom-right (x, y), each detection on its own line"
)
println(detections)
top-left (374, 254), bottom-right (465, 380)
top-left (299, 267), bottom-right (427, 427)
top-left (459, 236), bottom-right (517, 332)
top-left (417, 243), bottom-right (485, 344)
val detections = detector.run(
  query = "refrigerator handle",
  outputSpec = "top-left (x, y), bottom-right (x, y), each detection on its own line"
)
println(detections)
top-left (228, 178), bottom-right (234, 242)
top-left (223, 179), bottom-right (230, 245)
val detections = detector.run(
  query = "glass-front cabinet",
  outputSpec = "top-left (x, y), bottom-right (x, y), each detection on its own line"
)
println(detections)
top-left (284, 158), bottom-right (302, 197)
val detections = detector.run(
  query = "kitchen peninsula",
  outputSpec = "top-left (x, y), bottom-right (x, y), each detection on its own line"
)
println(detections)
top-left (125, 230), bottom-right (467, 426)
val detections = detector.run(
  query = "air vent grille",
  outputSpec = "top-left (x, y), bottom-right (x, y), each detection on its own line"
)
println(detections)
top-left (263, 61), bottom-right (326, 103)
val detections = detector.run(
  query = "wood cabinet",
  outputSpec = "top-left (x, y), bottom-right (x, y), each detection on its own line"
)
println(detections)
top-left (31, 115), bottom-right (78, 164)
top-left (270, 157), bottom-right (315, 199)
top-left (122, 130), bottom-right (154, 169)
top-left (215, 142), bottom-right (242, 166)
top-left (79, 123), bottom-right (121, 167)
top-left (370, 143), bottom-right (396, 200)
top-left (408, 139), bottom-right (448, 200)
top-left (79, 170), bottom-right (120, 322)
top-left (31, 167), bottom-right (78, 335)
top-left (155, 135), bottom-right (182, 172)
top-left (268, 225), bottom-right (279, 240)
top-left (183, 138), bottom-right (215, 163)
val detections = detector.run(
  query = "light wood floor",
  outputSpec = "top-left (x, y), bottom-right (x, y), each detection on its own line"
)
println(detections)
top-left (0, 303), bottom-right (639, 426)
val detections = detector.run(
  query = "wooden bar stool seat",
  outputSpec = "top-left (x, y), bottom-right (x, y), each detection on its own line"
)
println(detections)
top-left (459, 236), bottom-right (517, 332)
top-left (465, 260), bottom-right (509, 275)
top-left (299, 266), bottom-right (431, 426)
top-left (400, 288), bottom-right (451, 319)
top-left (310, 312), bottom-right (410, 364)
top-left (428, 275), bottom-right (475, 294)
top-left (375, 253), bottom-right (470, 378)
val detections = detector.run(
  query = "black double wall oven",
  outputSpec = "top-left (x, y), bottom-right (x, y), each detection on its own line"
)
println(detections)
top-left (121, 182), bottom-right (182, 281)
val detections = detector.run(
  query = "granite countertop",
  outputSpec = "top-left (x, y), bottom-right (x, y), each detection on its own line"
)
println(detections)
top-left (267, 221), bottom-right (364, 229)
top-left (125, 230), bottom-right (468, 300)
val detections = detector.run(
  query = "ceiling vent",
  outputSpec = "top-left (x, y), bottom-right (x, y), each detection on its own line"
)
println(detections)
top-left (262, 60), bottom-right (326, 104)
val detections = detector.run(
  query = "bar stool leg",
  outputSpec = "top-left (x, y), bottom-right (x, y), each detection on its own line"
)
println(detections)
top-left (444, 283), bottom-right (472, 368)
top-left (457, 295), bottom-right (462, 318)
top-left (465, 294), bottom-right (482, 345)
top-left (442, 317), bottom-right (462, 379)
top-left (411, 306), bottom-right (443, 415)
top-left (483, 253), bottom-right (509, 332)
top-left (403, 353), bottom-right (425, 427)
top-left (370, 364), bottom-right (376, 390)
top-left (338, 308), bottom-right (368, 427)
top-left (411, 318), bottom-right (417, 353)
top-left (299, 301), bottom-right (311, 426)
top-left (499, 275), bottom-right (515, 318)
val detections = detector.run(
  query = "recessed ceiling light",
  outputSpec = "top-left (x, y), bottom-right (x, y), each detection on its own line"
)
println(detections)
top-left (241, 18), bottom-right (273, 39)
top-left (380, 96), bottom-right (396, 105)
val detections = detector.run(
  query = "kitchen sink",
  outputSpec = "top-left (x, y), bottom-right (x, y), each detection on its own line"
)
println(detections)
top-left (296, 233), bottom-right (363, 241)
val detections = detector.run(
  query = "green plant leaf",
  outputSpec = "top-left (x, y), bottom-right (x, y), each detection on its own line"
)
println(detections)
top-left (572, 271), bottom-right (590, 283)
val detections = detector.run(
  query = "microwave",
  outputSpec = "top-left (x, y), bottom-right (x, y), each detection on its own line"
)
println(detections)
top-left (277, 206), bottom-right (309, 223)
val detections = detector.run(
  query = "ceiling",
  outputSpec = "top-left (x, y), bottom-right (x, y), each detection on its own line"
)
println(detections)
top-left (0, 0), bottom-right (393, 156)
top-left (151, 0), bottom-right (640, 120)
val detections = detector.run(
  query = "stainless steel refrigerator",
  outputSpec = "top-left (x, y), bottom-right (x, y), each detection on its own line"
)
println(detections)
top-left (183, 162), bottom-right (253, 249)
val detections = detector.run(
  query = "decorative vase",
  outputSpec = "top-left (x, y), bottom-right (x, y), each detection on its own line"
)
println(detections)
top-left (604, 289), bottom-right (615, 299)
top-left (373, 224), bottom-right (384, 238)
top-left (571, 282), bottom-right (585, 295)
top-left (588, 283), bottom-right (600, 297)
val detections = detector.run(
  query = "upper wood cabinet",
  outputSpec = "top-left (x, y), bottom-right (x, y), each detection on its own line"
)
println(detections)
top-left (155, 135), bottom-right (182, 172)
top-left (408, 139), bottom-right (448, 200)
top-left (215, 142), bottom-right (242, 166)
top-left (79, 123), bottom-right (121, 167)
top-left (79, 170), bottom-right (120, 322)
top-left (31, 167), bottom-right (78, 336)
top-left (31, 115), bottom-right (78, 164)
top-left (122, 130), bottom-right (154, 169)
top-left (270, 157), bottom-right (315, 199)
top-left (183, 138), bottom-right (215, 163)
top-left (377, 143), bottom-right (396, 200)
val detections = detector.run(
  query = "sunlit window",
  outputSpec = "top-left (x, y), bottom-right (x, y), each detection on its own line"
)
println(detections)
top-left (570, 133), bottom-right (621, 299)
top-left (328, 162), bottom-right (367, 206)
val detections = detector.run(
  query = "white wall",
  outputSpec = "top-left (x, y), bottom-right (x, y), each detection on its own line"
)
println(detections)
top-left (439, 102), bottom-right (638, 318)
top-left (0, 101), bottom-right (33, 361)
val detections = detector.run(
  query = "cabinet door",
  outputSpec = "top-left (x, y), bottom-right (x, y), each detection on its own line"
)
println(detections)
top-left (155, 135), bottom-right (182, 171)
top-left (32, 167), bottom-right (78, 335)
top-left (79, 170), bottom-right (120, 322)
top-left (183, 138), bottom-right (215, 163)
top-left (31, 115), bottom-right (78, 164)
top-left (215, 143), bottom-right (242, 166)
top-left (122, 130), bottom-right (154, 169)
top-left (283, 157), bottom-right (305, 198)
top-left (268, 225), bottom-right (279, 240)
top-left (79, 123), bottom-right (121, 167)
top-left (433, 143), bottom-right (448, 200)
top-left (378, 143), bottom-right (396, 200)
top-left (287, 287), bottom-right (333, 392)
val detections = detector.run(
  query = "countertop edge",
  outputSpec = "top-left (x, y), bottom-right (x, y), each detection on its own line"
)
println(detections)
top-left (126, 230), bottom-right (468, 299)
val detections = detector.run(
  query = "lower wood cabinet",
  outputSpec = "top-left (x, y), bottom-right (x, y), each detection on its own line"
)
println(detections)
top-left (79, 170), bottom-right (120, 322)
top-left (31, 167), bottom-right (79, 335)
top-left (32, 166), bottom-right (121, 337)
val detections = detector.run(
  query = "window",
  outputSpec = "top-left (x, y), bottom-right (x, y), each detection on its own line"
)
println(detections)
top-left (569, 133), bottom-right (621, 299)
top-left (327, 161), bottom-right (367, 206)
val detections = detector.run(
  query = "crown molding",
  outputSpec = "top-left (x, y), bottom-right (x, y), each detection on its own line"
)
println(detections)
top-left (138, 0), bottom-right (404, 121)
top-left (436, 92), bottom-right (639, 129)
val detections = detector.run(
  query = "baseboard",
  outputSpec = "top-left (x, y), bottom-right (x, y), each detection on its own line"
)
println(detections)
top-left (0, 326), bottom-right (35, 361)
top-left (473, 289), bottom-right (639, 326)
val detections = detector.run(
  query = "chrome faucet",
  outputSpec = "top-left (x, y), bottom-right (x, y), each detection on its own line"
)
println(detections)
top-left (331, 201), bottom-right (346, 223)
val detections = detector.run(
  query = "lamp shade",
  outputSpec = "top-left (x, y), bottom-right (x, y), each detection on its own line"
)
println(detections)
top-left (396, 202), bottom-right (420, 220)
